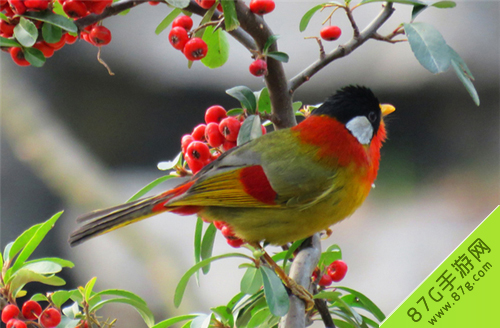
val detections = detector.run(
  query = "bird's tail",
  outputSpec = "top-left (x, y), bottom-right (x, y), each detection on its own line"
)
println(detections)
top-left (68, 181), bottom-right (198, 247)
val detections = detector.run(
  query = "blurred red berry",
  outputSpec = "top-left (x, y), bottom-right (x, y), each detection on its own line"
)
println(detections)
top-left (0, 20), bottom-right (15, 37)
top-left (33, 41), bottom-right (55, 58)
top-left (172, 15), bottom-right (193, 31)
top-left (219, 117), bottom-right (241, 142)
top-left (9, 47), bottom-right (30, 66)
top-left (22, 300), bottom-right (42, 320)
top-left (148, 0), bottom-right (160, 5)
top-left (211, 150), bottom-right (221, 161)
top-left (65, 33), bottom-right (78, 44)
top-left (45, 37), bottom-right (66, 50)
top-left (192, 124), bottom-right (207, 141)
top-left (187, 141), bottom-right (211, 163)
top-left (2, 304), bottom-right (20, 323)
top-left (261, 125), bottom-right (267, 135)
top-left (195, 0), bottom-right (215, 9)
top-left (327, 260), bottom-right (348, 282)
top-left (8, 0), bottom-right (26, 14)
top-left (249, 59), bottom-right (267, 77)
top-left (318, 274), bottom-right (332, 287)
top-left (221, 225), bottom-right (234, 238)
top-left (320, 25), bottom-right (341, 41)
top-left (204, 105), bottom-right (227, 124)
top-left (39, 308), bottom-right (61, 328)
top-left (181, 134), bottom-right (194, 154)
top-left (222, 140), bottom-right (237, 151)
top-left (183, 37), bottom-right (207, 61)
top-left (24, 0), bottom-right (49, 10)
top-left (88, 0), bottom-right (112, 14)
top-left (6, 319), bottom-right (27, 328)
top-left (90, 25), bottom-right (112, 45)
top-left (213, 220), bottom-right (225, 230)
top-left (63, 0), bottom-right (88, 18)
top-left (249, 0), bottom-right (275, 15)
top-left (185, 156), bottom-right (204, 174)
top-left (169, 26), bottom-right (189, 51)
top-left (205, 123), bottom-right (224, 148)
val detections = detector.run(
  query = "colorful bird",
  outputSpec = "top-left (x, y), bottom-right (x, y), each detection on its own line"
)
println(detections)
top-left (69, 85), bottom-right (394, 248)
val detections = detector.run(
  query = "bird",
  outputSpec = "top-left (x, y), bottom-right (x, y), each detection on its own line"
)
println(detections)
top-left (69, 85), bottom-right (394, 248)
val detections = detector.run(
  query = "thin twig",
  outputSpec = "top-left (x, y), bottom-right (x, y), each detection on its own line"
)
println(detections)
top-left (344, 6), bottom-right (360, 38)
top-left (97, 47), bottom-right (115, 75)
top-left (304, 36), bottom-right (326, 60)
top-left (75, 0), bottom-right (147, 31)
top-left (288, 2), bottom-right (395, 94)
top-left (371, 32), bottom-right (407, 43)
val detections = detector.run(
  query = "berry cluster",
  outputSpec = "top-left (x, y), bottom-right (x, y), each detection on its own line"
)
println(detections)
top-left (180, 105), bottom-right (267, 247)
top-left (1, 301), bottom-right (61, 328)
top-left (313, 260), bottom-right (348, 287)
top-left (168, 14), bottom-right (208, 61)
top-left (1, 0), bottom-right (113, 66)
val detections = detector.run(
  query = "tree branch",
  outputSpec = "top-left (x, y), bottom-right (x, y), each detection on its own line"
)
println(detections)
top-left (279, 234), bottom-right (321, 328)
top-left (288, 3), bottom-right (395, 94)
top-left (75, 0), bottom-right (147, 31)
top-left (234, 0), bottom-right (295, 129)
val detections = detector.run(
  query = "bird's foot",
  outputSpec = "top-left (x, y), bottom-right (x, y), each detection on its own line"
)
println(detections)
top-left (284, 276), bottom-right (315, 311)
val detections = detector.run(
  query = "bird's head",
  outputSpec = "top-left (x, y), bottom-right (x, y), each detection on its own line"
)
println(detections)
top-left (312, 85), bottom-right (395, 145)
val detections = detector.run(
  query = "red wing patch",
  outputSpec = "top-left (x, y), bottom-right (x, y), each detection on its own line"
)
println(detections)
top-left (151, 181), bottom-right (196, 213)
top-left (239, 166), bottom-right (277, 205)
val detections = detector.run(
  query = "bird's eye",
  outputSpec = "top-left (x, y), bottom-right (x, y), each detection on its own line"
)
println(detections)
top-left (368, 111), bottom-right (377, 122)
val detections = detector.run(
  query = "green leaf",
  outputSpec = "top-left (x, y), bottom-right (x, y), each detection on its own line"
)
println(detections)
top-left (151, 314), bottom-right (200, 328)
top-left (62, 302), bottom-right (80, 319)
top-left (319, 244), bottom-right (342, 268)
top-left (42, 23), bottom-right (62, 44)
top-left (200, 223), bottom-right (217, 274)
top-left (22, 261), bottom-right (62, 275)
top-left (361, 0), bottom-right (426, 5)
top-left (336, 287), bottom-right (385, 322)
top-left (334, 297), bottom-right (364, 326)
top-left (155, 8), bottom-right (182, 35)
top-left (332, 319), bottom-right (354, 328)
top-left (51, 290), bottom-right (74, 308)
top-left (14, 17), bottom-right (38, 47)
top-left (313, 291), bottom-right (341, 301)
top-left (292, 101), bottom-right (303, 113)
top-left (194, 217), bottom-right (203, 283)
top-left (281, 239), bottom-right (306, 270)
top-left (431, 1), bottom-right (456, 9)
top-left (0, 12), bottom-right (9, 21)
top-left (226, 86), bottom-right (257, 113)
top-left (84, 277), bottom-right (97, 302)
top-left (158, 152), bottom-right (183, 171)
top-left (8, 212), bottom-right (62, 281)
top-left (0, 36), bottom-right (21, 47)
top-left (24, 47), bottom-right (46, 67)
top-left (247, 307), bottom-right (272, 328)
top-left (267, 51), bottom-right (289, 63)
top-left (7, 224), bottom-right (40, 263)
top-left (24, 257), bottom-right (74, 270)
top-left (411, 4), bottom-right (427, 20)
top-left (227, 292), bottom-right (247, 310)
top-left (263, 34), bottom-right (280, 53)
top-left (404, 22), bottom-right (451, 74)
top-left (257, 87), bottom-right (271, 114)
top-left (119, 8), bottom-right (131, 16)
top-left (235, 294), bottom-right (267, 327)
top-left (165, 0), bottom-right (190, 8)
top-left (31, 293), bottom-right (49, 302)
top-left (195, 4), bottom-right (217, 39)
top-left (90, 298), bottom-right (155, 327)
top-left (9, 269), bottom-right (66, 298)
top-left (22, 11), bottom-right (77, 33)
top-left (451, 54), bottom-right (479, 106)
top-left (201, 25), bottom-right (230, 69)
top-left (220, 0), bottom-right (240, 31)
top-left (174, 253), bottom-right (253, 307)
top-left (240, 267), bottom-right (264, 295)
top-left (126, 175), bottom-right (176, 203)
top-left (299, 4), bottom-right (323, 32)
top-left (52, 1), bottom-right (69, 18)
top-left (237, 115), bottom-right (262, 146)
top-left (93, 289), bottom-right (148, 305)
top-left (227, 108), bottom-right (244, 116)
top-left (361, 315), bottom-right (380, 328)
top-left (211, 305), bottom-right (234, 327)
top-left (259, 266), bottom-right (289, 316)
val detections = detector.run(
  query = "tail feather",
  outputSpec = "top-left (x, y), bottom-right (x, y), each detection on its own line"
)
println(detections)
top-left (76, 197), bottom-right (148, 223)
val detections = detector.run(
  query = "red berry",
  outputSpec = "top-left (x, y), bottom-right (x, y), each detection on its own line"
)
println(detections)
top-left (39, 308), bottom-right (61, 328)
top-left (88, 0), bottom-right (112, 14)
top-left (185, 155), bottom-right (204, 174)
top-left (8, 0), bottom-right (26, 14)
top-left (216, 3), bottom-right (222, 11)
top-left (221, 225), bottom-right (234, 238)
top-left (33, 41), bottom-right (55, 58)
top-left (213, 220), bottom-right (225, 230)
top-left (1, 304), bottom-right (20, 323)
top-left (181, 134), bottom-right (194, 154)
top-left (172, 15), bottom-right (193, 31)
top-left (0, 20), bottom-right (15, 37)
top-left (45, 37), bottom-right (66, 50)
top-left (186, 141), bottom-right (211, 162)
top-left (63, 0), bottom-right (88, 18)
top-left (24, 0), bottom-right (49, 10)
top-left (65, 33), bottom-right (78, 44)
top-left (318, 274), bottom-right (333, 287)
top-left (204, 123), bottom-right (224, 148)
top-left (249, 0), bottom-right (275, 15)
top-left (222, 140), bottom-right (237, 151)
top-left (7, 319), bottom-right (27, 328)
top-left (204, 105), bottom-right (227, 124)
top-left (327, 260), bottom-right (348, 282)
top-left (195, 0), bottom-right (215, 9)
top-left (22, 300), bottom-right (43, 320)
top-left (211, 151), bottom-right (221, 161)
top-left (90, 25), bottom-right (112, 46)
top-left (320, 25), bottom-right (342, 41)
top-left (226, 237), bottom-right (245, 248)
top-left (148, 0), bottom-right (160, 5)
top-left (183, 37), bottom-right (208, 61)
top-left (219, 117), bottom-right (241, 142)
top-left (261, 125), bottom-right (267, 135)
top-left (9, 47), bottom-right (30, 66)
top-left (191, 124), bottom-right (206, 141)
top-left (3, 5), bottom-right (15, 17)
top-left (168, 26), bottom-right (189, 51)
top-left (249, 59), bottom-right (267, 77)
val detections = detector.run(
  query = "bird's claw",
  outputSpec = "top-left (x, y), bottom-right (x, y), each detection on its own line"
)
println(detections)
top-left (285, 277), bottom-right (315, 311)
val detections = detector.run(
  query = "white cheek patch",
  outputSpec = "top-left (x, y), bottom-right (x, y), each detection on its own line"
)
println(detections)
top-left (346, 116), bottom-right (373, 145)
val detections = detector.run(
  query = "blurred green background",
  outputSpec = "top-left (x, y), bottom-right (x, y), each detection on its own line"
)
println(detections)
top-left (1, 1), bottom-right (498, 326)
